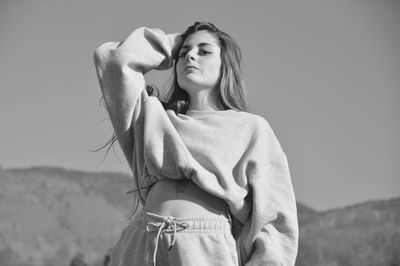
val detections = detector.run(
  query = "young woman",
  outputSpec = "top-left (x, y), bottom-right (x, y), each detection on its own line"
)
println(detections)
top-left (94, 22), bottom-right (298, 266)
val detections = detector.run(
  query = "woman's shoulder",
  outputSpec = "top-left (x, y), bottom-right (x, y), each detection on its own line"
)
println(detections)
top-left (234, 111), bottom-right (282, 144)
top-left (233, 110), bottom-right (272, 129)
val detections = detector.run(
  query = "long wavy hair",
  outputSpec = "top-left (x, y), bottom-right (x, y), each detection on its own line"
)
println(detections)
top-left (157, 21), bottom-right (249, 114)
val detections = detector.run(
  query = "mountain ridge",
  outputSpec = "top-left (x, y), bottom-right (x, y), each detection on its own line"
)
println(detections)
top-left (1, 166), bottom-right (399, 266)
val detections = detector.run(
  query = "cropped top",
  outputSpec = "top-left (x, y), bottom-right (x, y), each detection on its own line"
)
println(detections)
top-left (93, 27), bottom-right (298, 266)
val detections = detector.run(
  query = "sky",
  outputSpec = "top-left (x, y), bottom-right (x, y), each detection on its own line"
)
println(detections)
top-left (0, 0), bottom-right (399, 211)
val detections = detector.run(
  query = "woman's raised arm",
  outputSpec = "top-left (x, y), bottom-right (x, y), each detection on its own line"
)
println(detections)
top-left (93, 27), bottom-right (181, 168)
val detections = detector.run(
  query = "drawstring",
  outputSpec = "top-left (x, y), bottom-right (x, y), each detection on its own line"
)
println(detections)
top-left (146, 217), bottom-right (189, 266)
top-left (126, 186), bottom-right (149, 194)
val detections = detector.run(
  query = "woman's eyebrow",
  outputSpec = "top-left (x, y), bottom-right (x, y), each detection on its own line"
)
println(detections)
top-left (180, 43), bottom-right (214, 50)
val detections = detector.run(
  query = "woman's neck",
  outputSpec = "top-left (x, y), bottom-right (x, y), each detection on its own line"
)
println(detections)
top-left (187, 87), bottom-right (224, 111)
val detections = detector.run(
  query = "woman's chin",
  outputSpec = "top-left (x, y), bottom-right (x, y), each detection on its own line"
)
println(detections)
top-left (178, 79), bottom-right (217, 92)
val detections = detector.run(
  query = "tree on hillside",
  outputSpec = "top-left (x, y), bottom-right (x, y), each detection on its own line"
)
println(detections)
top-left (70, 253), bottom-right (88, 266)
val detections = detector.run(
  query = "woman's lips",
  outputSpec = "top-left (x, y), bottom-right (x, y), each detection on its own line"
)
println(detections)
top-left (184, 65), bottom-right (199, 71)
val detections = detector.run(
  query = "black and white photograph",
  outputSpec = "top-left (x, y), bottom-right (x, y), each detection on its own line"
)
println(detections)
top-left (0, 1), bottom-right (399, 265)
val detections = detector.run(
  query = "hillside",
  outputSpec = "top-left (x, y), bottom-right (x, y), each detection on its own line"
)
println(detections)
top-left (296, 197), bottom-right (400, 266)
top-left (0, 166), bottom-right (136, 266)
top-left (0, 166), bottom-right (399, 266)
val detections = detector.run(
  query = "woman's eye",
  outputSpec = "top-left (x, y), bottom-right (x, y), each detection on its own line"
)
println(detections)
top-left (178, 49), bottom-right (211, 58)
top-left (199, 50), bottom-right (210, 55)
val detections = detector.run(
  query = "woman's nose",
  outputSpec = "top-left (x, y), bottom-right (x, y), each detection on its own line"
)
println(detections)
top-left (185, 50), bottom-right (196, 61)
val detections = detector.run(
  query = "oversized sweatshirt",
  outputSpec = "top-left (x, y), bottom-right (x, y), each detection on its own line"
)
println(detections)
top-left (93, 27), bottom-right (299, 266)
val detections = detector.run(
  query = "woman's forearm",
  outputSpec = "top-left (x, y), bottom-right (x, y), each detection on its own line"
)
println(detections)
top-left (99, 27), bottom-right (179, 73)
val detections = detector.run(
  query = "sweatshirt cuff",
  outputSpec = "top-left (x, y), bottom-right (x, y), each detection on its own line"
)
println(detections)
top-left (230, 197), bottom-right (251, 224)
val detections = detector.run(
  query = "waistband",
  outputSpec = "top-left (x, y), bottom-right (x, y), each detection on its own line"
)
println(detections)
top-left (139, 211), bottom-right (232, 232)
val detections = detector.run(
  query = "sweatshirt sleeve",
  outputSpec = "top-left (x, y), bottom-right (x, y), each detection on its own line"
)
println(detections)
top-left (93, 27), bottom-right (181, 167)
top-left (236, 118), bottom-right (299, 266)
top-left (93, 28), bottom-right (201, 196)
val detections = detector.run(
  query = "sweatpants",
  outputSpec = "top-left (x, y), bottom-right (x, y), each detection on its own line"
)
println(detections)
top-left (109, 211), bottom-right (240, 266)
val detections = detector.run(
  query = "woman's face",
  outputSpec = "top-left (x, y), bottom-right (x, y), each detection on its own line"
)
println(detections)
top-left (176, 30), bottom-right (222, 92)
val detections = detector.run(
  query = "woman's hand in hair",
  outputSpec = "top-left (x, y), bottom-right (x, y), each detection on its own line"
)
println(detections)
top-left (154, 32), bottom-right (182, 71)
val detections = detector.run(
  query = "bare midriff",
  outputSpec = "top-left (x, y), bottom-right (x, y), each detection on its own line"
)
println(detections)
top-left (144, 179), bottom-right (229, 218)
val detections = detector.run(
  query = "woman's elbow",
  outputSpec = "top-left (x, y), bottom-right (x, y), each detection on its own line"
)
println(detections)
top-left (93, 42), bottom-right (122, 68)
